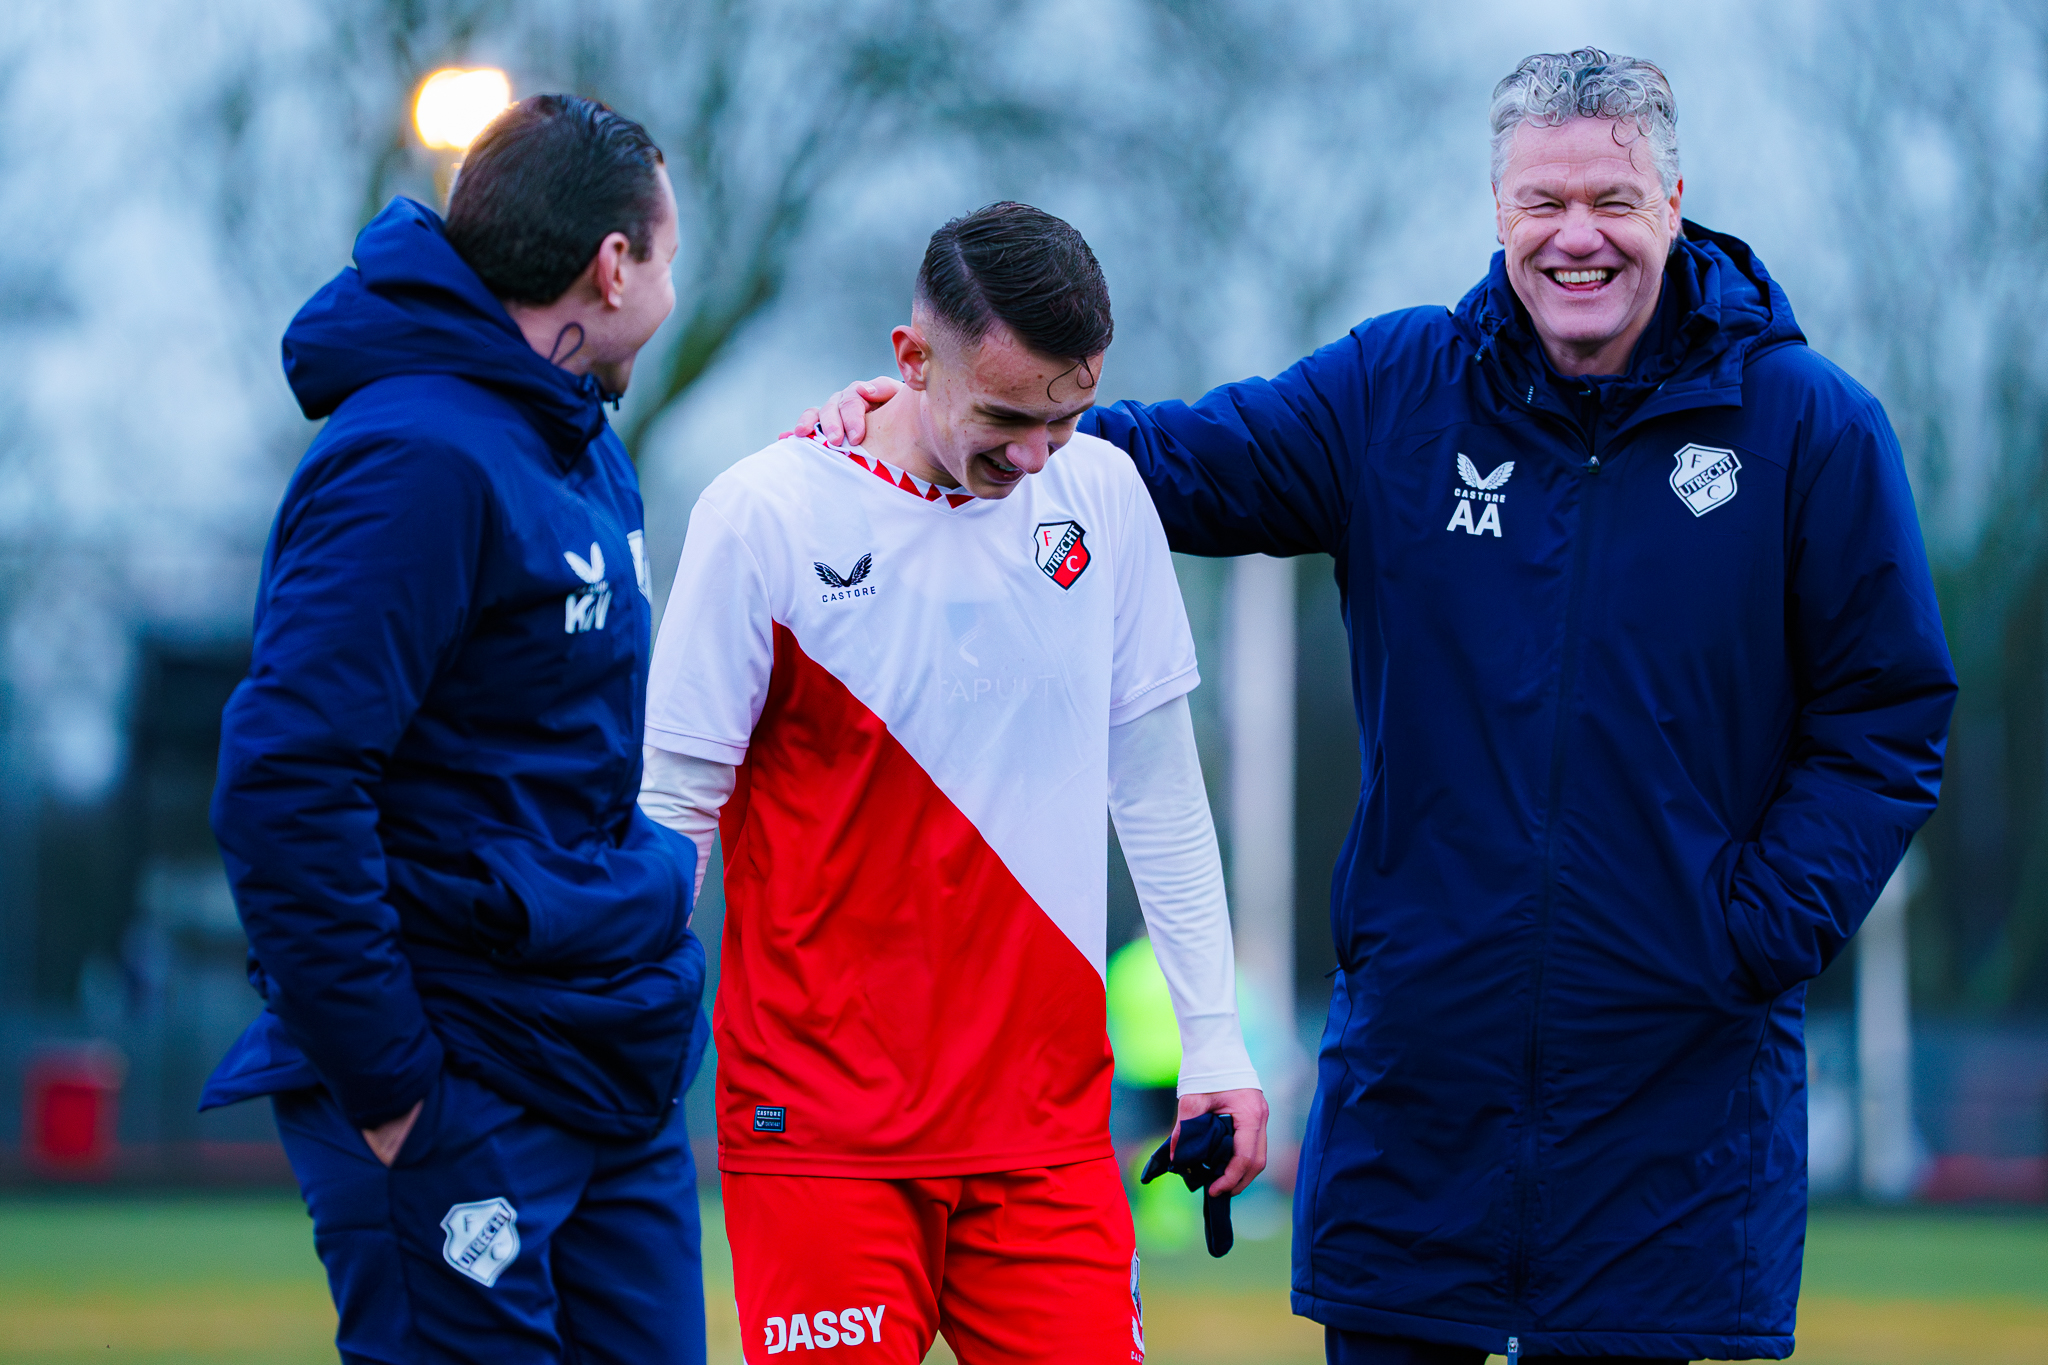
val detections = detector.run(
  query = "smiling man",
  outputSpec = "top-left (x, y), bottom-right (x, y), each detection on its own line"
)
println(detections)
top-left (807, 51), bottom-right (1957, 1365)
top-left (641, 201), bottom-right (1264, 1364)
top-left (202, 95), bottom-right (708, 1365)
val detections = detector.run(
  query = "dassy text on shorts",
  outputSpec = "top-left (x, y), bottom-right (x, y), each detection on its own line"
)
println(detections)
top-left (763, 1306), bottom-right (886, 1353)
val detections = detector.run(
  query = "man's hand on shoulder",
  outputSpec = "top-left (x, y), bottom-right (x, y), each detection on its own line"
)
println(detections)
top-left (1175, 1087), bottom-right (1269, 1196)
top-left (360, 1099), bottom-right (424, 1168)
top-left (789, 377), bottom-right (899, 445)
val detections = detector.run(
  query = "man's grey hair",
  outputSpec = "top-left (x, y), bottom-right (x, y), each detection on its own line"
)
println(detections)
top-left (1489, 48), bottom-right (1680, 196)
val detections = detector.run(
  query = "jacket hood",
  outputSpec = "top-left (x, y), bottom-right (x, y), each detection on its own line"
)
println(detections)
top-left (1453, 221), bottom-right (1806, 419)
top-left (282, 198), bottom-right (609, 457)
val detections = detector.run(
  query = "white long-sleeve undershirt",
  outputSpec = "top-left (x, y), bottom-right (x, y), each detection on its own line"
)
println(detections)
top-left (638, 693), bottom-right (1260, 1096)
top-left (1106, 694), bottom-right (1260, 1096)
top-left (639, 744), bottom-right (733, 902)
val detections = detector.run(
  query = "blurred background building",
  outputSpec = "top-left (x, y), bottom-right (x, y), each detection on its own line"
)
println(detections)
top-left (0, 0), bottom-right (2044, 1210)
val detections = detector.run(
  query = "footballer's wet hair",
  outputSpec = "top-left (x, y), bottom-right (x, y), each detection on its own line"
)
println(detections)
top-left (914, 202), bottom-right (1113, 374)
top-left (445, 94), bottom-right (667, 307)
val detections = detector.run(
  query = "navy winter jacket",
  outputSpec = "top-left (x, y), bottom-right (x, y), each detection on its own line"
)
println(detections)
top-left (1086, 224), bottom-right (1955, 1359)
top-left (203, 199), bottom-right (702, 1140)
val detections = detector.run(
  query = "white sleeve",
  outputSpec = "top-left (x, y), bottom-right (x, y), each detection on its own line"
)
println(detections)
top-left (645, 493), bottom-right (774, 764)
top-left (1108, 693), bottom-right (1261, 1096)
top-left (638, 746), bottom-right (737, 901)
top-left (1109, 469), bottom-right (1201, 726)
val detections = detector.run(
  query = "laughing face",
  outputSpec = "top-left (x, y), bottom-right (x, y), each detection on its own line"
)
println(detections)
top-left (894, 313), bottom-right (1102, 500)
top-left (1494, 116), bottom-right (1683, 377)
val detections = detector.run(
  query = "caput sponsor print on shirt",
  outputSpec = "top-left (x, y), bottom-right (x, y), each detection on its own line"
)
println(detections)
top-left (1447, 455), bottom-right (1513, 537)
top-left (763, 1305), bottom-right (886, 1353)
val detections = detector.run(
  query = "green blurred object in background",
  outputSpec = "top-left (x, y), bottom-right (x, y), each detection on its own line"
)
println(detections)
top-left (1129, 1146), bottom-right (1201, 1254)
top-left (1107, 936), bottom-right (1181, 1088)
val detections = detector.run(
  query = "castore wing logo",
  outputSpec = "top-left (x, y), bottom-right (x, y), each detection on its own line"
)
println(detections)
top-left (815, 554), bottom-right (872, 588)
top-left (563, 543), bottom-right (612, 634)
top-left (1447, 454), bottom-right (1513, 538)
top-left (816, 553), bottom-right (876, 603)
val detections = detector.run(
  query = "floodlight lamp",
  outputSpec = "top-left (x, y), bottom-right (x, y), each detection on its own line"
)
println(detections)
top-left (415, 68), bottom-right (512, 152)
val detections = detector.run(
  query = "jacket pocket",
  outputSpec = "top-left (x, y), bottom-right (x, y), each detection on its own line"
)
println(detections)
top-left (470, 827), bottom-right (690, 972)
top-left (384, 850), bottom-right (531, 962)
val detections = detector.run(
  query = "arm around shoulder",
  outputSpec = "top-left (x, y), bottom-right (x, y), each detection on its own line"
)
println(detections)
top-left (1083, 324), bottom-right (1378, 559)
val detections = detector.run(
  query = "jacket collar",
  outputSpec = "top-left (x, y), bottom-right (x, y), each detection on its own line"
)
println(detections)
top-left (1455, 221), bottom-right (1804, 437)
top-left (283, 198), bottom-right (611, 468)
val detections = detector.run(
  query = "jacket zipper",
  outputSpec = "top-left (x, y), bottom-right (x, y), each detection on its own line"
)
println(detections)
top-left (1506, 393), bottom-right (1608, 1314)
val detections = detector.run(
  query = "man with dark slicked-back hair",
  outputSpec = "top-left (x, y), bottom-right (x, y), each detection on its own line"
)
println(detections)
top-left (201, 94), bottom-right (708, 1365)
top-left (639, 201), bottom-right (1266, 1364)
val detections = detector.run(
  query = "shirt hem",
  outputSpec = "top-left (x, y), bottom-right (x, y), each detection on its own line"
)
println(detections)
top-left (718, 1135), bottom-right (1114, 1179)
top-left (1108, 665), bottom-right (1200, 728)
top-left (645, 725), bottom-right (747, 766)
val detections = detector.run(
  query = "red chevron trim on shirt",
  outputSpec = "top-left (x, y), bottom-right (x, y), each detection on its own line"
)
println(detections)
top-left (811, 438), bottom-right (977, 509)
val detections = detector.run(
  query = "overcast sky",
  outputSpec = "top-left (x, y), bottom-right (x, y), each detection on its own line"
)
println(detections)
top-left (0, 0), bottom-right (2027, 801)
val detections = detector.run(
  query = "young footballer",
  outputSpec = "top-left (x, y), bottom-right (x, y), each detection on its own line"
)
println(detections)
top-left (639, 202), bottom-right (1266, 1364)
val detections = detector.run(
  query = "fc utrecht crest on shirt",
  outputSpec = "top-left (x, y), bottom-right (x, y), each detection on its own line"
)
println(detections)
top-left (1670, 443), bottom-right (1742, 516)
top-left (1034, 521), bottom-right (1091, 589)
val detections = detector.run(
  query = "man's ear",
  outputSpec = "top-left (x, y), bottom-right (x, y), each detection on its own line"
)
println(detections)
top-left (1667, 177), bottom-right (1685, 239)
top-left (592, 231), bottom-right (632, 310)
top-left (892, 324), bottom-right (933, 391)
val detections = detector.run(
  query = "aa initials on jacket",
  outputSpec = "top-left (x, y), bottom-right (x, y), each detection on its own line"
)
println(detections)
top-left (1087, 222), bottom-right (1956, 1359)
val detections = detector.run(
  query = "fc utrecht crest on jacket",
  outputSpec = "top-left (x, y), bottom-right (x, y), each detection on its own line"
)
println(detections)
top-left (1670, 443), bottom-right (1742, 516)
top-left (441, 1196), bottom-right (520, 1287)
top-left (1448, 453), bottom-right (1513, 537)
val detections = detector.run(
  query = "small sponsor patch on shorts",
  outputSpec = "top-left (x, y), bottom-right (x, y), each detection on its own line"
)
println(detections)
top-left (754, 1105), bottom-right (787, 1133)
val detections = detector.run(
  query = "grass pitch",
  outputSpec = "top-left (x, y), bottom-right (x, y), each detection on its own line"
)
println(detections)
top-left (0, 1196), bottom-right (2041, 1364)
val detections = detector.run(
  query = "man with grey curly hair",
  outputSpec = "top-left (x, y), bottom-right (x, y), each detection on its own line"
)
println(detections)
top-left (1481, 46), bottom-right (1687, 382)
top-left (803, 44), bottom-right (1954, 1365)
top-left (1490, 50), bottom-right (1681, 197)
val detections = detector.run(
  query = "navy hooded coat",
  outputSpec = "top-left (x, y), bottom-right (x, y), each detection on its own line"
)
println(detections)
top-left (1085, 225), bottom-right (1956, 1359)
top-left (204, 199), bottom-right (703, 1141)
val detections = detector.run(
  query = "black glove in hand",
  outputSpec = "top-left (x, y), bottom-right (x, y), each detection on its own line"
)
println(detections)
top-left (1139, 1112), bottom-right (1234, 1258)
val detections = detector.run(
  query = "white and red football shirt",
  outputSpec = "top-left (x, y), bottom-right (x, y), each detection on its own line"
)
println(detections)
top-left (646, 433), bottom-right (1199, 1177)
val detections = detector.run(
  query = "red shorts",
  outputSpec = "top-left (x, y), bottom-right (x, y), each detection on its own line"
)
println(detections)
top-left (723, 1157), bottom-right (1143, 1364)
